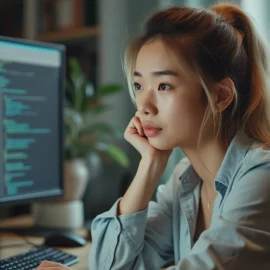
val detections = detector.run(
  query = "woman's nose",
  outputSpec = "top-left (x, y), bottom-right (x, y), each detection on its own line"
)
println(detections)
top-left (138, 105), bottom-right (150, 115)
top-left (137, 91), bottom-right (157, 115)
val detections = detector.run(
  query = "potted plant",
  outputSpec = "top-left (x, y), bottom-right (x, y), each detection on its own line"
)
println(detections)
top-left (63, 57), bottom-right (129, 202)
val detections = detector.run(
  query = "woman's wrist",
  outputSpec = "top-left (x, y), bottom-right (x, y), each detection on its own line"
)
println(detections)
top-left (139, 157), bottom-right (167, 181)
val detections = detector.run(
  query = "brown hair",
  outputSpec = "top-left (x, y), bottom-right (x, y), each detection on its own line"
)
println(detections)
top-left (123, 4), bottom-right (270, 148)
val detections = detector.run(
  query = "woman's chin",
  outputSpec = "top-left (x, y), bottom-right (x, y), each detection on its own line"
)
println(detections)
top-left (148, 138), bottom-right (175, 151)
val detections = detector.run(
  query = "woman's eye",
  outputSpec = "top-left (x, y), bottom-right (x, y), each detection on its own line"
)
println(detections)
top-left (134, 82), bottom-right (142, 91)
top-left (158, 83), bottom-right (171, 91)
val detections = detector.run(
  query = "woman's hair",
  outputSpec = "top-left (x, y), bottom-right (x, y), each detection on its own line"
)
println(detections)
top-left (123, 4), bottom-right (270, 148)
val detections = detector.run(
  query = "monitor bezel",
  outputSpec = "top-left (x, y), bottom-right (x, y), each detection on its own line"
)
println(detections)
top-left (0, 35), bottom-right (65, 206)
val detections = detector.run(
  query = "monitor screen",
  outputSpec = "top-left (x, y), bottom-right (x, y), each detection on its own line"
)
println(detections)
top-left (0, 36), bottom-right (65, 205)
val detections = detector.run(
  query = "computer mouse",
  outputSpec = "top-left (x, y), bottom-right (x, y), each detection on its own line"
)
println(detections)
top-left (43, 232), bottom-right (87, 248)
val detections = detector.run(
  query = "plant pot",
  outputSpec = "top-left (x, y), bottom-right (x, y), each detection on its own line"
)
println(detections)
top-left (32, 158), bottom-right (89, 229)
top-left (61, 158), bottom-right (90, 201)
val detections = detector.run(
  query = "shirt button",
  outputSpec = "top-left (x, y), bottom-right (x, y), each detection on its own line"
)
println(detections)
top-left (114, 223), bottom-right (119, 231)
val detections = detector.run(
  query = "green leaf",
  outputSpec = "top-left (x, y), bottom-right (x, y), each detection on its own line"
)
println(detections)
top-left (64, 107), bottom-right (83, 144)
top-left (65, 80), bottom-right (73, 94)
top-left (106, 144), bottom-right (129, 168)
top-left (73, 78), bottom-right (87, 112)
top-left (96, 84), bottom-right (122, 97)
top-left (94, 143), bottom-right (129, 168)
top-left (79, 123), bottom-right (124, 139)
top-left (94, 142), bottom-right (108, 151)
top-left (68, 57), bottom-right (89, 112)
top-left (65, 142), bottom-right (95, 160)
top-left (69, 57), bottom-right (82, 75)
top-left (88, 104), bottom-right (111, 115)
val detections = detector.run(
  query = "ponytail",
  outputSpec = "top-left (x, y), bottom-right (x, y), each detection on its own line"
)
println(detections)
top-left (212, 4), bottom-right (270, 147)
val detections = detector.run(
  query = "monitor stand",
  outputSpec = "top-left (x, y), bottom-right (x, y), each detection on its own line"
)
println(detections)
top-left (32, 200), bottom-right (84, 229)
top-left (0, 200), bottom-right (84, 237)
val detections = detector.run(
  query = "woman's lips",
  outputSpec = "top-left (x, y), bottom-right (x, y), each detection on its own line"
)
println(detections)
top-left (143, 127), bottom-right (162, 137)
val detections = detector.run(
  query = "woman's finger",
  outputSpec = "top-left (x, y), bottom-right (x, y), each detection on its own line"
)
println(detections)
top-left (126, 116), bottom-right (143, 136)
top-left (37, 264), bottom-right (71, 269)
top-left (37, 260), bottom-right (71, 269)
top-left (133, 116), bottom-right (144, 136)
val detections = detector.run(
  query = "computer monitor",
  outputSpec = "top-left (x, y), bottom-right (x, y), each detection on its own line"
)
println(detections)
top-left (0, 36), bottom-right (65, 206)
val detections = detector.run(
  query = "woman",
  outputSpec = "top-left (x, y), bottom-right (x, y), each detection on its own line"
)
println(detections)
top-left (37, 3), bottom-right (270, 270)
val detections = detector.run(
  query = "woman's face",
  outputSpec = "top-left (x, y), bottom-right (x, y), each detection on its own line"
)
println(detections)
top-left (134, 39), bottom-right (208, 150)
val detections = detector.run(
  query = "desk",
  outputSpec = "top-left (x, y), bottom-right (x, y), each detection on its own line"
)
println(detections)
top-left (0, 215), bottom-right (91, 270)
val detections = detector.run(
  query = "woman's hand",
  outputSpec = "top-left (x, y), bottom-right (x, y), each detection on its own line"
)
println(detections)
top-left (124, 112), bottom-right (172, 164)
top-left (119, 112), bottom-right (173, 215)
top-left (36, 260), bottom-right (71, 269)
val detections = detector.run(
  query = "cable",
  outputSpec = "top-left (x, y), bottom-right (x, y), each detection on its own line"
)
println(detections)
top-left (0, 234), bottom-right (40, 249)
top-left (21, 235), bottom-right (40, 248)
top-left (0, 242), bottom-right (29, 249)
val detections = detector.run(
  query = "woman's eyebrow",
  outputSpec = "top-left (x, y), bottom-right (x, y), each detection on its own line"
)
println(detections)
top-left (134, 70), bottom-right (180, 77)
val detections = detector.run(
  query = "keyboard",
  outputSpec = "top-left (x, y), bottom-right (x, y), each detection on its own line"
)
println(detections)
top-left (0, 247), bottom-right (79, 269)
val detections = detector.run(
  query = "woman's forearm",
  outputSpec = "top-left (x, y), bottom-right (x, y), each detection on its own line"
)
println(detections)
top-left (118, 158), bottom-right (165, 215)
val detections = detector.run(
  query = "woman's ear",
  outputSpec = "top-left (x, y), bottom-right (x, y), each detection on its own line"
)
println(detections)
top-left (213, 78), bottom-right (235, 113)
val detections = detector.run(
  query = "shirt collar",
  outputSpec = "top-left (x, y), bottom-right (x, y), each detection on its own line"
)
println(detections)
top-left (179, 165), bottom-right (200, 194)
top-left (214, 130), bottom-right (251, 187)
top-left (179, 131), bottom-right (251, 196)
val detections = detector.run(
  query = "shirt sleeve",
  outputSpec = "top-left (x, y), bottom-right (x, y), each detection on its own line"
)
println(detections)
top-left (166, 162), bottom-right (270, 270)
top-left (88, 162), bottom-right (181, 270)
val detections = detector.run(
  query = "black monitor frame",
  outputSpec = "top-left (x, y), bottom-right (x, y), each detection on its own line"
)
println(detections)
top-left (0, 35), bottom-right (65, 206)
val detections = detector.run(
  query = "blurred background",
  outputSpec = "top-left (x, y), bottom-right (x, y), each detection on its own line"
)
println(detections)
top-left (0, 0), bottom-right (269, 223)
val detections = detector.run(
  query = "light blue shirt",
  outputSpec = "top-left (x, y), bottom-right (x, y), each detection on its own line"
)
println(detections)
top-left (89, 132), bottom-right (270, 269)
